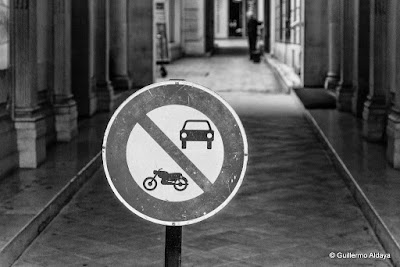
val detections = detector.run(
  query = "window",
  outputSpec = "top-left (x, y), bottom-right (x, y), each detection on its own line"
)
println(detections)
top-left (290, 0), bottom-right (301, 44)
top-left (275, 0), bottom-right (289, 42)
top-left (275, 0), bottom-right (301, 44)
top-left (275, 1), bottom-right (282, 41)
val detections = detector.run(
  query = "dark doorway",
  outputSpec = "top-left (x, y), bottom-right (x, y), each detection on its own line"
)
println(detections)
top-left (229, 0), bottom-right (244, 37)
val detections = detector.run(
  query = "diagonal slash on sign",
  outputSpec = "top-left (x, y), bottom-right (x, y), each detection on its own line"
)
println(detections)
top-left (138, 115), bottom-right (213, 192)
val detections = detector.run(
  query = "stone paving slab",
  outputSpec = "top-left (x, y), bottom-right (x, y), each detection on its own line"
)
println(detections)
top-left (12, 93), bottom-right (393, 266)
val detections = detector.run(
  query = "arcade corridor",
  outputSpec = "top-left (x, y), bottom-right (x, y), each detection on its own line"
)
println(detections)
top-left (1, 0), bottom-right (400, 265)
top-left (6, 42), bottom-right (393, 266)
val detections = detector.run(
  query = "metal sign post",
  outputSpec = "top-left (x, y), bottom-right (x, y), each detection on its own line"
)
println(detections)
top-left (165, 226), bottom-right (182, 267)
top-left (102, 81), bottom-right (248, 265)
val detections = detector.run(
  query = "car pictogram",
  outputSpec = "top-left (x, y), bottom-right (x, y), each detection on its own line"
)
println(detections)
top-left (180, 120), bottom-right (214, 149)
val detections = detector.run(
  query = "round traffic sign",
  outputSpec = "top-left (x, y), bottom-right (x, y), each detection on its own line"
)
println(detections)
top-left (102, 80), bottom-right (248, 226)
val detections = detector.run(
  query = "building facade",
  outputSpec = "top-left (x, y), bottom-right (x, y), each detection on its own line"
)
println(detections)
top-left (269, 0), bottom-right (400, 169)
top-left (1, 0), bottom-right (400, 176)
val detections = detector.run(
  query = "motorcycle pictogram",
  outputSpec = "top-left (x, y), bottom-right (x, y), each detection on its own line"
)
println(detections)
top-left (143, 169), bottom-right (188, 191)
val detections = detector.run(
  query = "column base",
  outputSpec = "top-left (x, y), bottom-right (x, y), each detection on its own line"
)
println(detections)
top-left (0, 113), bottom-right (18, 178)
top-left (112, 76), bottom-right (131, 91)
top-left (75, 80), bottom-right (98, 117)
top-left (386, 109), bottom-right (400, 168)
top-left (15, 114), bottom-right (47, 168)
top-left (362, 99), bottom-right (387, 142)
top-left (324, 75), bottom-right (340, 90)
top-left (336, 84), bottom-right (353, 112)
top-left (97, 81), bottom-right (115, 112)
top-left (41, 103), bottom-right (57, 146)
top-left (54, 99), bottom-right (78, 142)
top-left (352, 86), bottom-right (368, 118)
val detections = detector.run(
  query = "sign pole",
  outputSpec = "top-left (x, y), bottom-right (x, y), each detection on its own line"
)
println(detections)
top-left (165, 226), bottom-right (182, 267)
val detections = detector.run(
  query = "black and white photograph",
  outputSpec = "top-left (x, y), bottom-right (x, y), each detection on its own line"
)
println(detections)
top-left (0, 0), bottom-right (398, 266)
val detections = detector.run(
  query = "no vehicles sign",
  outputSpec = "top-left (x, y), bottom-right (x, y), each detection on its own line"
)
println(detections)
top-left (102, 81), bottom-right (248, 226)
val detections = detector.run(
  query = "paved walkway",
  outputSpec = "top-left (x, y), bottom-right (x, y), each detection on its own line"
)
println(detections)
top-left (12, 42), bottom-right (392, 266)
top-left (156, 39), bottom-right (285, 94)
top-left (267, 53), bottom-right (400, 266)
top-left (309, 109), bottom-right (400, 266)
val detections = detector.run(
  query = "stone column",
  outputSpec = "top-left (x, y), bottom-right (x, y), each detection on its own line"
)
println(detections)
top-left (128, 0), bottom-right (155, 88)
top-left (13, 0), bottom-right (47, 168)
top-left (324, 0), bottom-right (341, 90)
top-left (96, 0), bottom-right (115, 111)
top-left (351, 0), bottom-right (370, 117)
top-left (336, 0), bottom-right (354, 112)
top-left (53, 0), bottom-right (78, 142)
top-left (301, 0), bottom-right (328, 87)
top-left (387, 0), bottom-right (400, 168)
top-left (71, 0), bottom-right (97, 117)
top-left (362, 0), bottom-right (389, 141)
top-left (109, 0), bottom-right (131, 91)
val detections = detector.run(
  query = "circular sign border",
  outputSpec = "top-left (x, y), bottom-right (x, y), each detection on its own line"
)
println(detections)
top-left (102, 80), bottom-right (248, 226)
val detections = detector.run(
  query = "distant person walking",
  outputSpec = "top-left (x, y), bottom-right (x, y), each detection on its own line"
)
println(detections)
top-left (246, 11), bottom-right (262, 60)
